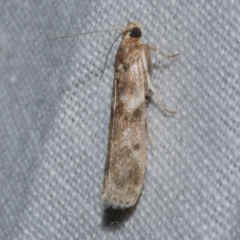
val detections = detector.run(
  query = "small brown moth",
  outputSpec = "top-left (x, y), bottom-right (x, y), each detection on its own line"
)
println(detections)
top-left (102, 22), bottom-right (179, 209)
top-left (47, 22), bottom-right (178, 209)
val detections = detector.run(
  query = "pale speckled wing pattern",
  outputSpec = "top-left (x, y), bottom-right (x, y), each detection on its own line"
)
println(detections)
top-left (102, 23), bottom-right (152, 208)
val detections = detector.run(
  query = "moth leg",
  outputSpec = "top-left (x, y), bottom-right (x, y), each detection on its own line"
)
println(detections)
top-left (145, 44), bottom-right (177, 114)
top-left (150, 86), bottom-right (176, 115)
top-left (146, 115), bottom-right (155, 147)
top-left (147, 44), bottom-right (179, 59)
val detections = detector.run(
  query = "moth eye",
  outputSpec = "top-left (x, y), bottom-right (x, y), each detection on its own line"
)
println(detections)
top-left (130, 27), bottom-right (141, 38)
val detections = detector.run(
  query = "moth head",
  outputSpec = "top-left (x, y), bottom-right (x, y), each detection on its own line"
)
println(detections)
top-left (122, 22), bottom-right (143, 40)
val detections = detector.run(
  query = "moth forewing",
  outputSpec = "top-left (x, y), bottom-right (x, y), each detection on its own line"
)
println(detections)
top-left (102, 22), bottom-right (152, 209)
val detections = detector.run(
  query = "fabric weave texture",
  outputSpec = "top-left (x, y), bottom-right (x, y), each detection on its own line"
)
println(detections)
top-left (1, 1), bottom-right (239, 239)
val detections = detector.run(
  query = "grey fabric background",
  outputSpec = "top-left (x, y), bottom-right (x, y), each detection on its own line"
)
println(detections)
top-left (1, 0), bottom-right (240, 239)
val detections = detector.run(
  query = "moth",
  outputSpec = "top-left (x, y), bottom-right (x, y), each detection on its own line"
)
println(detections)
top-left (102, 22), bottom-right (179, 209)
top-left (47, 21), bottom-right (178, 209)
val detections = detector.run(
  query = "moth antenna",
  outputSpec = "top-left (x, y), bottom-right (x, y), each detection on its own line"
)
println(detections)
top-left (46, 26), bottom-right (123, 41)
top-left (100, 30), bottom-right (129, 80)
